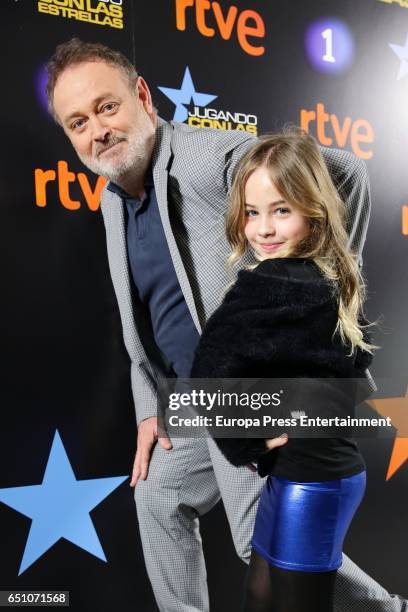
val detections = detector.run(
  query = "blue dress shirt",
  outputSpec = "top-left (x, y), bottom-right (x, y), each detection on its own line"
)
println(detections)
top-left (107, 172), bottom-right (200, 378)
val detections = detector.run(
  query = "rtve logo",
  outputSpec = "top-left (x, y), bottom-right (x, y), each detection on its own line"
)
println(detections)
top-left (34, 161), bottom-right (106, 211)
top-left (300, 102), bottom-right (374, 160)
top-left (175, 0), bottom-right (265, 56)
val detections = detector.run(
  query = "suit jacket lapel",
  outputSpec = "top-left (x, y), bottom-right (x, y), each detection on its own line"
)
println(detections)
top-left (101, 189), bottom-right (137, 332)
top-left (152, 117), bottom-right (202, 334)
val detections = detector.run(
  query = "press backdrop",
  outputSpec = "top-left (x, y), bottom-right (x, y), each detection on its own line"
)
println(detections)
top-left (1, 1), bottom-right (407, 610)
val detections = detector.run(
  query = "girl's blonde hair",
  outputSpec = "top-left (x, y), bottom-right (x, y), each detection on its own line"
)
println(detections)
top-left (226, 126), bottom-right (375, 354)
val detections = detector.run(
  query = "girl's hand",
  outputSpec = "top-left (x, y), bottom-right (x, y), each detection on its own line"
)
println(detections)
top-left (265, 433), bottom-right (288, 451)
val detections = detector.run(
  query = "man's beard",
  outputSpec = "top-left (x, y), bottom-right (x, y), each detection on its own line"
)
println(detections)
top-left (78, 125), bottom-right (153, 183)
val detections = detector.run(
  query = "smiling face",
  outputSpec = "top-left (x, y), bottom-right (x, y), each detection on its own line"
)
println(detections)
top-left (244, 166), bottom-right (309, 259)
top-left (52, 60), bottom-right (156, 186)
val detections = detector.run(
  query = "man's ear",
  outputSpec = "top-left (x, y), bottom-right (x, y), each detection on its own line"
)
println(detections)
top-left (136, 76), bottom-right (154, 116)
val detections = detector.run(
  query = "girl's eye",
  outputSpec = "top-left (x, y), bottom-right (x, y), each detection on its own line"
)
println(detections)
top-left (275, 207), bottom-right (290, 215)
top-left (245, 210), bottom-right (258, 217)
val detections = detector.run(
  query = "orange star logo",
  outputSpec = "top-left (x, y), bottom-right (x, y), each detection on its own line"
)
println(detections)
top-left (368, 386), bottom-right (408, 480)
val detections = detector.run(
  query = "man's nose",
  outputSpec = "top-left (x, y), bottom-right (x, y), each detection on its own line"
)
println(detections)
top-left (89, 115), bottom-right (110, 142)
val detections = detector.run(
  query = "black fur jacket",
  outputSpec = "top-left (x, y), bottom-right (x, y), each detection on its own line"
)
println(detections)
top-left (191, 258), bottom-right (372, 468)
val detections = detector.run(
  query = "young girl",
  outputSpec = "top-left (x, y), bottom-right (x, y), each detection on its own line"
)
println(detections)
top-left (191, 128), bottom-right (375, 612)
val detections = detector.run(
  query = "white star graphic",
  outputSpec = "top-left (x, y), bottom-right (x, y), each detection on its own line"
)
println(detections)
top-left (389, 33), bottom-right (408, 80)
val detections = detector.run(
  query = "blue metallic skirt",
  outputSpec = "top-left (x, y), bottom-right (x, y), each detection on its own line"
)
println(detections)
top-left (252, 471), bottom-right (366, 572)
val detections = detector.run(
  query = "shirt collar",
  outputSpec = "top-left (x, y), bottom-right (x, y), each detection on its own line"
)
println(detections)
top-left (107, 165), bottom-right (154, 200)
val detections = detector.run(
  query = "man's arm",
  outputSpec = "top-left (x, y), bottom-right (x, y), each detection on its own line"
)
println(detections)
top-left (320, 147), bottom-right (377, 393)
top-left (320, 147), bottom-right (371, 266)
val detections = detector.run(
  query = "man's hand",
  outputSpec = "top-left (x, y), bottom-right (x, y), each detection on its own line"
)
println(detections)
top-left (130, 417), bottom-right (172, 487)
top-left (265, 433), bottom-right (288, 451)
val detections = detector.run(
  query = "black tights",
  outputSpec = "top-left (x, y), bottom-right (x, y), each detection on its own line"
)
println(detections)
top-left (242, 550), bottom-right (337, 612)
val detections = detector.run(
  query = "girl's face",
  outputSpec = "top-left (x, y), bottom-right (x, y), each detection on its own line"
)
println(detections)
top-left (244, 166), bottom-right (309, 259)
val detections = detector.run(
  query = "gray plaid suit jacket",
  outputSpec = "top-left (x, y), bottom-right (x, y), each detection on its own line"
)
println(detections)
top-left (100, 117), bottom-right (371, 425)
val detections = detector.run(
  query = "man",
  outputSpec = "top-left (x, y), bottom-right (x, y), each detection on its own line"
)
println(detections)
top-left (47, 38), bottom-right (406, 612)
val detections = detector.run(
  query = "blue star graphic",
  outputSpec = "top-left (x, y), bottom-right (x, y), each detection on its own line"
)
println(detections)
top-left (389, 33), bottom-right (408, 80)
top-left (158, 66), bottom-right (217, 122)
top-left (0, 431), bottom-right (128, 575)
